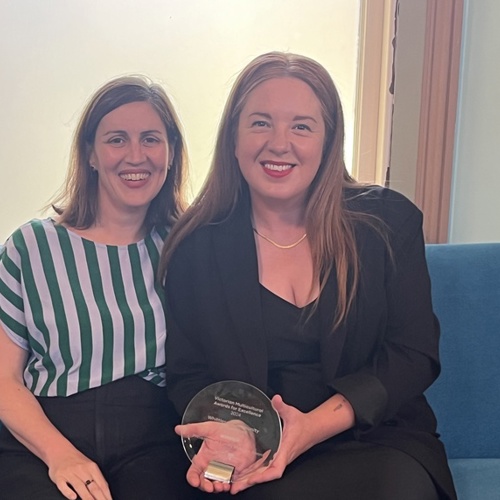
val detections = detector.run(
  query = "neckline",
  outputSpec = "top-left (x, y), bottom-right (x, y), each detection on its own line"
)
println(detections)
top-left (260, 284), bottom-right (317, 311)
top-left (49, 218), bottom-right (151, 249)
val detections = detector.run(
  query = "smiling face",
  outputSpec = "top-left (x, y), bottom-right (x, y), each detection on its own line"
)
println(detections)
top-left (89, 101), bottom-right (170, 221)
top-left (235, 77), bottom-right (325, 209)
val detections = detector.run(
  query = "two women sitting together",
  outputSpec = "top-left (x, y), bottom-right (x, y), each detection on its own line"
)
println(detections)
top-left (0, 52), bottom-right (456, 500)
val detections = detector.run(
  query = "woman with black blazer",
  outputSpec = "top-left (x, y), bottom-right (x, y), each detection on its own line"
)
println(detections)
top-left (160, 52), bottom-right (456, 500)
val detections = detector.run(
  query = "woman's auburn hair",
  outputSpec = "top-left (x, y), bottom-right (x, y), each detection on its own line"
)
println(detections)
top-left (161, 52), bottom-right (377, 330)
top-left (50, 75), bottom-right (189, 230)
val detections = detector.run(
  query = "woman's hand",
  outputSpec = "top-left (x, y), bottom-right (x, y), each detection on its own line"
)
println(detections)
top-left (175, 419), bottom-right (262, 493)
top-left (229, 395), bottom-right (310, 494)
top-left (47, 448), bottom-right (112, 500)
top-left (0, 328), bottom-right (112, 499)
top-left (230, 393), bottom-right (355, 494)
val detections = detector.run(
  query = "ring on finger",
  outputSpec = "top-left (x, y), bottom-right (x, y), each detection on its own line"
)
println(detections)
top-left (85, 479), bottom-right (94, 486)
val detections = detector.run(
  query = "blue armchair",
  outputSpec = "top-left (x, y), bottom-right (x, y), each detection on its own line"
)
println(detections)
top-left (425, 243), bottom-right (500, 500)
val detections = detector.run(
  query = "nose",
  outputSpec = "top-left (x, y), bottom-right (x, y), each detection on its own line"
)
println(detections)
top-left (267, 126), bottom-right (290, 155)
top-left (126, 140), bottom-right (146, 165)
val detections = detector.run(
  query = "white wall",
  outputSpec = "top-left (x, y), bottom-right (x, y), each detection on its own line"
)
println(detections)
top-left (449, 0), bottom-right (500, 242)
top-left (0, 0), bottom-right (360, 243)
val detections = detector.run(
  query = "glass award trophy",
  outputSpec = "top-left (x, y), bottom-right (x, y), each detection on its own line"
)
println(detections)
top-left (180, 380), bottom-right (282, 483)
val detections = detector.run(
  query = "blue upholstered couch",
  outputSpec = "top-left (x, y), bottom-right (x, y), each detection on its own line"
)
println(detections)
top-left (0, 242), bottom-right (499, 498)
top-left (425, 243), bottom-right (500, 500)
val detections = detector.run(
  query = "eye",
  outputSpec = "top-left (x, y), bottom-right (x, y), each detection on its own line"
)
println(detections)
top-left (293, 123), bottom-right (312, 132)
top-left (143, 136), bottom-right (161, 145)
top-left (251, 120), bottom-right (270, 128)
top-left (107, 136), bottom-right (126, 145)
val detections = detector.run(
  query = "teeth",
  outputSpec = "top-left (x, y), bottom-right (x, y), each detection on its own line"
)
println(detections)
top-left (120, 172), bottom-right (150, 181)
top-left (263, 163), bottom-right (293, 172)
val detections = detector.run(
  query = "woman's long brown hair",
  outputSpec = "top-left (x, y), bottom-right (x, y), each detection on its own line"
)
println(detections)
top-left (160, 52), bottom-right (382, 330)
top-left (50, 75), bottom-right (188, 230)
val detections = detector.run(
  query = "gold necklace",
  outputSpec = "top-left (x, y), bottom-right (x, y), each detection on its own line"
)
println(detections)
top-left (252, 227), bottom-right (307, 249)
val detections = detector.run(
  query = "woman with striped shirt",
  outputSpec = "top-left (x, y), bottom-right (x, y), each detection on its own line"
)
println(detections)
top-left (0, 77), bottom-right (194, 499)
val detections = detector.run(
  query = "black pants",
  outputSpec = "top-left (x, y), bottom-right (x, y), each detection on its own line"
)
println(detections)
top-left (0, 376), bottom-right (196, 500)
top-left (200, 438), bottom-right (442, 500)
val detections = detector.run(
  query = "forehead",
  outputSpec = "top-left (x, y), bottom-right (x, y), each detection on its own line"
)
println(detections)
top-left (242, 77), bottom-right (322, 115)
top-left (97, 101), bottom-right (166, 132)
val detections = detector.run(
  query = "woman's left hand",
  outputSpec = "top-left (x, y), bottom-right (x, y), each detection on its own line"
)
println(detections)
top-left (229, 394), bottom-right (312, 494)
top-left (230, 392), bottom-right (355, 494)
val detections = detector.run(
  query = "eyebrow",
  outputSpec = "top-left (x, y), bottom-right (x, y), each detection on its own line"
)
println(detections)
top-left (101, 129), bottom-right (165, 136)
top-left (294, 115), bottom-right (318, 123)
top-left (248, 112), bottom-right (318, 123)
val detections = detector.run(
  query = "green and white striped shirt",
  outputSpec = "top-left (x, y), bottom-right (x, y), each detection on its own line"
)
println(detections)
top-left (0, 219), bottom-right (168, 397)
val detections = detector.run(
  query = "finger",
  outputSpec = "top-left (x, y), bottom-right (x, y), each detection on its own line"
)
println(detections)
top-left (75, 467), bottom-right (112, 500)
top-left (77, 478), bottom-right (104, 500)
top-left (186, 464), bottom-right (202, 488)
top-left (231, 462), bottom-right (285, 494)
top-left (55, 480), bottom-right (78, 500)
top-left (231, 473), bottom-right (267, 494)
top-left (174, 424), bottom-right (183, 436)
top-left (271, 394), bottom-right (292, 417)
top-left (231, 475), bottom-right (256, 494)
top-left (55, 476), bottom-right (93, 500)
top-left (86, 478), bottom-right (113, 500)
top-left (199, 475), bottom-right (216, 493)
top-left (254, 448), bottom-right (272, 467)
top-left (211, 480), bottom-right (227, 493)
top-left (176, 422), bottom-right (209, 438)
top-left (195, 464), bottom-right (231, 493)
top-left (236, 449), bottom-right (272, 479)
top-left (69, 482), bottom-right (94, 500)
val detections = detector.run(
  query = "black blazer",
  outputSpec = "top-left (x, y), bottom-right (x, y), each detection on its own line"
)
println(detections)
top-left (165, 186), bottom-right (456, 499)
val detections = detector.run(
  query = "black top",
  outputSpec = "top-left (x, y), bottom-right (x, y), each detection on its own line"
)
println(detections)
top-left (261, 285), bottom-right (329, 412)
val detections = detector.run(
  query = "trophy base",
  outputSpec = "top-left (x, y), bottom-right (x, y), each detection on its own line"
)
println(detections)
top-left (204, 460), bottom-right (235, 483)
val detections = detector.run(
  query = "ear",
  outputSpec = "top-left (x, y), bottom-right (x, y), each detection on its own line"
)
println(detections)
top-left (88, 148), bottom-right (97, 169)
top-left (167, 141), bottom-right (176, 170)
top-left (234, 141), bottom-right (241, 162)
